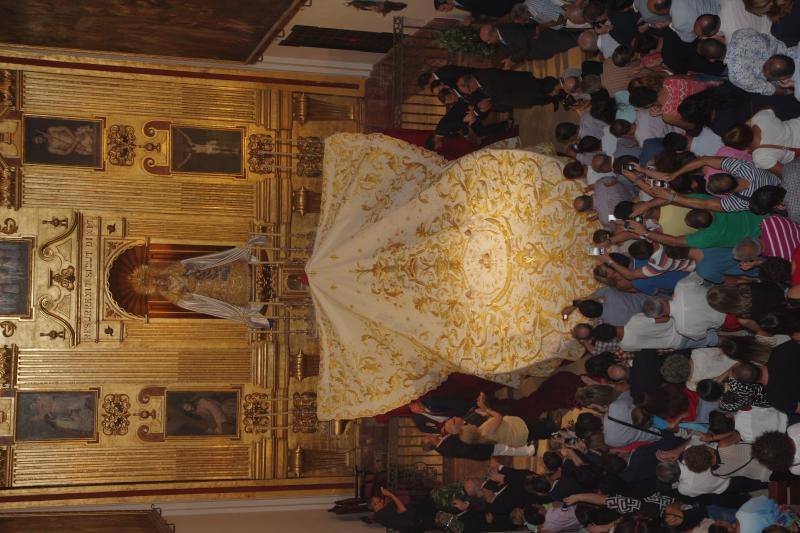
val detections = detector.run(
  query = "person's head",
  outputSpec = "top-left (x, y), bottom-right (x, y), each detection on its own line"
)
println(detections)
top-left (746, 0), bottom-right (794, 17)
top-left (417, 71), bottom-right (435, 89)
top-left (578, 30), bottom-right (599, 52)
top-left (610, 119), bottom-right (633, 138)
top-left (750, 185), bottom-right (787, 215)
top-left (456, 74), bottom-right (475, 95)
top-left (606, 362), bottom-right (629, 383)
top-left (706, 283), bottom-right (753, 316)
top-left (575, 384), bottom-right (618, 407)
top-left (683, 444), bottom-right (716, 473)
top-left (370, 495), bottom-right (386, 512)
top-left (642, 296), bottom-right (668, 319)
top-left (573, 322), bottom-right (594, 340)
top-left (446, 417), bottom-right (469, 437)
top-left (708, 410), bottom-right (735, 435)
top-left (722, 124), bottom-right (755, 150)
top-left (660, 354), bottom-right (691, 384)
top-left (613, 200), bottom-right (635, 220)
top-left (437, 88), bottom-right (458, 105)
top-left (574, 195), bottom-right (594, 212)
top-left (425, 134), bottom-right (443, 152)
top-left (656, 461), bottom-right (681, 484)
top-left (518, 505), bottom-right (546, 527)
top-left (764, 54), bottom-right (796, 81)
top-left (697, 38), bottom-right (727, 62)
top-left (523, 474), bottom-right (552, 495)
top-left (510, 2), bottom-right (532, 22)
top-left (556, 122), bottom-right (579, 143)
top-left (609, 252), bottom-right (630, 268)
top-left (478, 24), bottom-right (500, 44)
top-left (694, 13), bottom-right (721, 37)
top-left (707, 173), bottom-right (738, 195)
top-left (463, 477), bottom-right (482, 496)
top-left (629, 239), bottom-right (655, 260)
top-left (577, 135), bottom-right (602, 153)
top-left (629, 86), bottom-right (659, 109)
top-left (580, 74), bottom-right (603, 95)
top-left (591, 323), bottom-right (618, 343)
top-left (564, 160), bottom-right (587, 180)
top-left (543, 451), bottom-right (563, 472)
top-left (733, 236), bottom-right (763, 262)
top-left (593, 229), bottom-right (612, 245)
top-left (685, 208), bottom-right (713, 229)
top-left (612, 45), bottom-right (635, 67)
top-left (582, 0), bottom-right (607, 21)
top-left (578, 299), bottom-right (603, 319)
top-left (696, 378), bottom-right (724, 401)
top-left (585, 352), bottom-right (616, 379)
top-left (590, 96), bottom-right (617, 125)
top-left (663, 132), bottom-right (688, 153)
top-left (637, 383), bottom-right (690, 419)
top-left (434, 0), bottom-right (455, 12)
top-left (760, 256), bottom-right (792, 285)
top-left (574, 412), bottom-right (604, 439)
top-left (759, 308), bottom-right (800, 339)
top-left (633, 31), bottom-right (660, 55)
top-left (732, 361), bottom-right (763, 383)
top-left (650, 0), bottom-right (671, 14)
top-left (719, 335), bottom-right (773, 363)
top-left (562, 75), bottom-right (581, 95)
top-left (591, 154), bottom-right (613, 173)
top-left (752, 431), bottom-right (797, 471)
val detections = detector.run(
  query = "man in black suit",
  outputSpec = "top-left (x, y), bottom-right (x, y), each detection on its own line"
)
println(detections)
top-left (434, 0), bottom-right (518, 20)
top-left (423, 432), bottom-right (495, 460)
top-left (458, 69), bottom-right (560, 110)
top-left (408, 395), bottom-right (475, 434)
top-left (479, 23), bottom-right (578, 66)
top-left (418, 65), bottom-right (478, 93)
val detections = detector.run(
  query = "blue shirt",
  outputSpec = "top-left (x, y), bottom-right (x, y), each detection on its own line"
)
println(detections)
top-left (695, 247), bottom-right (758, 284)
top-left (632, 258), bottom-right (689, 295)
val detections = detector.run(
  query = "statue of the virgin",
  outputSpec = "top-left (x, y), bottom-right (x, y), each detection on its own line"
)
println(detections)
top-left (129, 236), bottom-right (273, 328)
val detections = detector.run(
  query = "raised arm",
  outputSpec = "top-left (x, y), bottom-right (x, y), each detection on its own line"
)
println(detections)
top-left (625, 220), bottom-right (689, 247)
top-left (667, 156), bottom-right (726, 181)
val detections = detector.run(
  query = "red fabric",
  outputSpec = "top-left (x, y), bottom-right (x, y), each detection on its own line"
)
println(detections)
top-left (792, 246), bottom-right (800, 286)
top-left (722, 313), bottom-right (742, 331)
top-left (381, 127), bottom-right (478, 160)
top-left (373, 373), bottom-right (504, 424)
top-left (615, 440), bottom-right (654, 453)
top-left (681, 388), bottom-right (699, 422)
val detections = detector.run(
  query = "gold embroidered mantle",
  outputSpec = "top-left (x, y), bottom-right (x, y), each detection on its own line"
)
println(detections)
top-left (308, 134), bottom-right (596, 420)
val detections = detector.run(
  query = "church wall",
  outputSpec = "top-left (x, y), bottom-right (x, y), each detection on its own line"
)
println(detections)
top-left (0, 54), bottom-right (360, 507)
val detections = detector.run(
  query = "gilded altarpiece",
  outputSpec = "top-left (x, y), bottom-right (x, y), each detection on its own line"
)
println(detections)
top-left (0, 61), bottom-right (363, 506)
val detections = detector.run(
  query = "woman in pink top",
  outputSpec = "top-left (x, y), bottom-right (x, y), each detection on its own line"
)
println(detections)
top-left (656, 77), bottom-right (721, 130)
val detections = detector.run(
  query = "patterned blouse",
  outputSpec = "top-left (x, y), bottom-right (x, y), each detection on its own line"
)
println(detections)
top-left (719, 378), bottom-right (771, 412)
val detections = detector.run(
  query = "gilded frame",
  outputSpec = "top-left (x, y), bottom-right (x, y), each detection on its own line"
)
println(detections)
top-left (20, 115), bottom-right (106, 170)
top-left (0, 236), bottom-right (34, 320)
top-left (168, 125), bottom-right (246, 179)
top-left (164, 387), bottom-right (242, 441)
top-left (14, 388), bottom-right (100, 444)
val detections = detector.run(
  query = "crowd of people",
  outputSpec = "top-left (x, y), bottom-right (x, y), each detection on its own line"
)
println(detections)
top-left (366, 0), bottom-right (800, 531)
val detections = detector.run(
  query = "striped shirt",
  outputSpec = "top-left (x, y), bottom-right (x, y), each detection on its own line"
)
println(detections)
top-left (524, 0), bottom-right (564, 24)
top-left (641, 244), bottom-right (697, 277)
top-left (761, 215), bottom-right (800, 261)
top-left (718, 158), bottom-right (782, 212)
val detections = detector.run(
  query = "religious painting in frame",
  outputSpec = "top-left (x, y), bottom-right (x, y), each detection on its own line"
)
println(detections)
top-left (22, 116), bottom-right (104, 169)
top-left (169, 126), bottom-right (245, 178)
top-left (0, 237), bottom-right (34, 319)
top-left (165, 390), bottom-right (240, 438)
top-left (15, 390), bottom-right (99, 443)
top-left (0, 0), bottom-right (304, 63)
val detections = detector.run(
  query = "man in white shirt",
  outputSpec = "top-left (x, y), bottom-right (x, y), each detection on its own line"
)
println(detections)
top-left (718, 0), bottom-right (771, 44)
top-left (620, 313), bottom-right (718, 351)
top-left (735, 406), bottom-right (788, 443)
top-left (603, 390), bottom-right (661, 448)
top-left (670, 273), bottom-right (726, 340)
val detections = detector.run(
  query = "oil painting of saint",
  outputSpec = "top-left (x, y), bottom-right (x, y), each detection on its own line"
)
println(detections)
top-left (16, 391), bottom-right (97, 442)
top-left (166, 391), bottom-right (238, 437)
top-left (23, 116), bottom-right (103, 168)
top-left (0, 239), bottom-right (33, 318)
top-left (170, 126), bottom-right (243, 176)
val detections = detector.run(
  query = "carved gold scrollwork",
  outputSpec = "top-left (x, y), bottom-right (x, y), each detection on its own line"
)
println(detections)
top-left (292, 93), bottom-right (354, 124)
top-left (291, 392), bottom-right (319, 434)
top-left (0, 344), bottom-right (16, 388)
top-left (50, 265), bottom-right (76, 291)
top-left (247, 134), bottom-right (276, 175)
top-left (0, 156), bottom-right (20, 210)
top-left (102, 393), bottom-right (131, 436)
top-left (295, 136), bottom-right (323, 178)
top-left (137, 387), bottom-right (165, 442)
top-left (0, 218), bottom-right (17, 235)
top-left (242, 393), bottom-right (272, 435)
top-left (37, 297), bottom-right (76, 346)
top-left (0, 322), bottom-right (15, 338)
top-left (39, 212), bottom-right (79, 261)
top-left (107, 124), bottom-right (137, 166)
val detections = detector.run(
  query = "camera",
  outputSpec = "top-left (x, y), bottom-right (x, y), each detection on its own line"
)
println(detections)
top-left (623, 163), bottom-right (637, 172)
top-left (633, 215), bottom-right (644, 224)
top-left (608, 214), bottom-right (618, 222)
top-left (588, 247), bottom-right (606, 256)
top-left (651, 179), bottom-right (669, 188)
